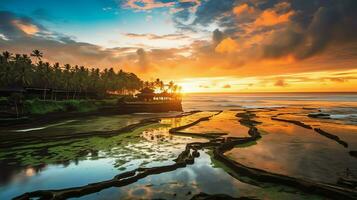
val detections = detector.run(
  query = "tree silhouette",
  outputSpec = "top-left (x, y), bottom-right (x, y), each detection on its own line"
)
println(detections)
top-left (30, 49), bottom-right (43, 64)
top-left (0, 50), bottom-right (181, 100)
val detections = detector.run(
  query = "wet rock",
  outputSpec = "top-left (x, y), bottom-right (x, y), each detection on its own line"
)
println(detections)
top-left (271, 117), bottom-right (312, 129)
top-left (314, 128), bottom-right (348, 148)
top-left (190, 192), bottom-right (257, 200)
top-left (308, 113), bottom-right (330, 119)
top-left (349, 151), bottom-right (357, 158)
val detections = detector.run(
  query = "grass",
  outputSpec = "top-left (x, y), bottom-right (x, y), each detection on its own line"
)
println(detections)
top-left (0, 123), bottom-right (165, 168)
top-left (23, 99), bottom-right (118, 115)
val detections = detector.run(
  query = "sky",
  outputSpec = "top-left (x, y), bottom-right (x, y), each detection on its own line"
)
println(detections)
top-left (0, 0), bottom-right (357, 93)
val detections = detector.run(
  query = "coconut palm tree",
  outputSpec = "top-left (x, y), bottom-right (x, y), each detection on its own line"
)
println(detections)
top-left (1, 50), bottom-right (146, 99)
top-left (13, 54), bottom-right (33, 87)
top-left (2, 51), bottom-right (12, 63)
top-left (30, 49), bottom-right (43, 64)
top-left (0, 51), bottom-right (13, 86)
top-left (168, 81), bottom-right (175, 93)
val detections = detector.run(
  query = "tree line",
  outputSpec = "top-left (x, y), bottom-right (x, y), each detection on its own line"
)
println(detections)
top-left (0, 50), bottom-right (143, 100)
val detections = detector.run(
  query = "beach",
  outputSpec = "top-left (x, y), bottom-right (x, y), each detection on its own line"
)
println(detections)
top-left (1, 93), bottom-right (357, 199)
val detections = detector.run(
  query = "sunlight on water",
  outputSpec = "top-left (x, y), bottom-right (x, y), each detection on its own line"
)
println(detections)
top-left (1, 93), bottom-right (357, 199)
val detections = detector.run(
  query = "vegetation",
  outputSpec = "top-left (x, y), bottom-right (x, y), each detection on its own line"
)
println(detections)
top-left (144, 78), bottom-right (182, 94)
top-left (0, 50), bottom-right (143, 99)
top-left (23, 99), bottom-right (117, 115)
top-left (0, 50), bottom-right (182, 99)
top-left (0, 50), bottom-right (184, 118)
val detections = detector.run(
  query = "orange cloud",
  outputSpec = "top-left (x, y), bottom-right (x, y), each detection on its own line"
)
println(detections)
top-left (254, 10), bottom-right (294, 27)
top-left (260, 54), bottom-right (296, 66)
top-left (233, 3), bottom-right (254, 15)
top-left (215, 37), bottom-right (239, 53)
top-left (12, 20), bottom-right (39, 35)
top-left (274, 79), bottom-right (288, 87)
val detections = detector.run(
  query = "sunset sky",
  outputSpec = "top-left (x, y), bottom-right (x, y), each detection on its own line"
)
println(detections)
top-left (0, 0), bottom-right (356, 93)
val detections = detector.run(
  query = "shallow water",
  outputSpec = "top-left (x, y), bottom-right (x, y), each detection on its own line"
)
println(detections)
top-left (72, 151), bottom-right (321, 200)
top-left (1, 93), bottom-right (357, 199)
top-left (182, 111), bottom-right (250, 137)
top-left (226, 107), bottom-right (357, 183)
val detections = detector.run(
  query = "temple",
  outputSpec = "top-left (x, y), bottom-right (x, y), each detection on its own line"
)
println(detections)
top-left (118, 87), bottom-right (183, 113)
top-left (136, 87), bottom-right (181, 102)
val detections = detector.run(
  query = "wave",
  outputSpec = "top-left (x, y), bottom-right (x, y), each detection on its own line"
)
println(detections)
top-left (329, 114), bottom-right (357, 119)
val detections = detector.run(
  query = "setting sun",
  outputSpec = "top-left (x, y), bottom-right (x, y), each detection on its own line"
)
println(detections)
top-left (1, 1), bottom-right (357, 199)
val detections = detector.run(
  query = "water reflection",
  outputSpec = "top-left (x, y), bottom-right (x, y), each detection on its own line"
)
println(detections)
top-left (182, 111), bottom-right (250, 137)
top-left (1, 102), bottom-right (356, 199)
top-left (73, 151), bottom-right (318, 200)
top-left (226, 108), bottom-right (357, 183)
top-left (0, 112), bottom-right (210, 199)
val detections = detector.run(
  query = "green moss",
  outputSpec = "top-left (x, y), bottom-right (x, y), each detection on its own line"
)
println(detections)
top-left (2, 123), bottom-right (164, 168)
top-left (207, 150), bottom-right (236, 174)
top-left (22, 99), bottom-right (118, 115)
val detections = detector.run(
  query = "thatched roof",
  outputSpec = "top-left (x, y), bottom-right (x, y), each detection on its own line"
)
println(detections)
top-left (139, 87), bottom-right (154, 94)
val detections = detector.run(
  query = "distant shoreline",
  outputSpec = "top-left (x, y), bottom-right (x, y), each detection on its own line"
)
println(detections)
top-left (183, 92), bottom-right (357, 95)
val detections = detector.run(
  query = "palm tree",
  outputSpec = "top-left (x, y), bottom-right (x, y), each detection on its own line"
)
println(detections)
top-left (0, 51), bottom-right (13, 86)
top-left (38, 62), bottom-right (52, 100)
top-left (51, 62), bottom-right (61, 100)
top-left (168, 81), bottom-right (175, 93)
top-left (154, 78), bottom-right (164, 92)
top-left (30, 49), bottom-right (43, 64)
top-left (1, 50), bottom-right (146, 99)
top-left (63, 64), bottom-right (72, 99)
top-left (2, 51), bottom-right (12, 63)
top-left (14, 54), bottom-right (33, 87)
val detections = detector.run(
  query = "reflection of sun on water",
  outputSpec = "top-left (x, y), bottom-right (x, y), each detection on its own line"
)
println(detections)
top-left (25, 167), bottom-right (35, 177)
top-left (179, 82), bottom-right (199, 93)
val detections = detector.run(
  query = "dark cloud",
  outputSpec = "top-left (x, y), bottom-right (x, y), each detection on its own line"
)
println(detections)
top-left (136, 48), bottom-right (150, 70)
top-left (192, 0), bottom-right (235, 26)
top-left (262, 0), bottom-right (357, 60)
top-left (169, 0), bottom-right (357, 66)
top-left (0, 11), bottom-right (44, 39)
top-left (212, 29), bottom-right (225, 45)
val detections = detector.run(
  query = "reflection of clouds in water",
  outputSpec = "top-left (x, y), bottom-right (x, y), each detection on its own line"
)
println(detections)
top-left (227, 107), bottom-right (357, 183)
top-left (184, 111), bottom-right (250, 137)
top-left (127, 185), bottom-right (154, 199)
top-left (160, 112), bottom-right (218, 128)
top-left (114, 151), bottom-right (252, 199)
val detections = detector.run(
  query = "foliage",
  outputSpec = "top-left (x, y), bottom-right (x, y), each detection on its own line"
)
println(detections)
top-left (0, 50), bottom-right (143, 99)
top-left (143, 78), bottom-right (182, 94)
top-left (23, 99), bottom-right (117, 115)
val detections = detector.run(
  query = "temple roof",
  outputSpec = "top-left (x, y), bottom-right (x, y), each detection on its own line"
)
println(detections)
top-left (139, 87), bottom-right (154, 94)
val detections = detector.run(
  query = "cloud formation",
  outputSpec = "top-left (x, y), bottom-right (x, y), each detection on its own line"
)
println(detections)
top-left (1, 0), bottom-right (357, 91)
top-left (123, 33), bottom-right (189, 40)
top-left (123, 0), bottom-right (176, 10)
